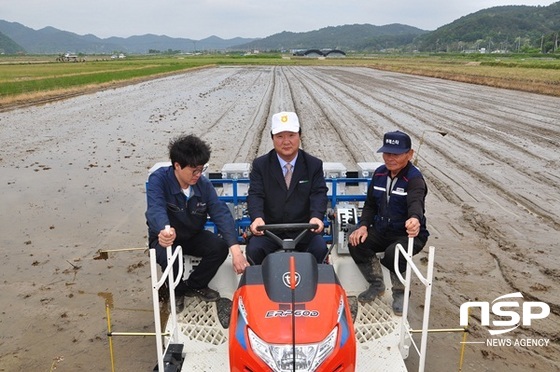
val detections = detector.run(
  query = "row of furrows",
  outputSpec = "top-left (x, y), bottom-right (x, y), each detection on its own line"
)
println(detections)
top-left (292, 67), bottom-right (397, 155)
top-left (302, 66), bottom-right (412, 160)
top-left (363, 66), bottom-right (560, 125)
top-left (196, 69), bottom-right (270, 135)
top-left (262, 66), bottom-right (298, 152)
top-left (329, 67), bottom-right (559, 153)
top-left (314, 67), bottom-right (560, 229)
top-left (199, 66), bottom-right (560, 233)
top-left (278, 66), bottom-right (532, 221)
top-left (281, 66), bottom-right (375, 165)
top-left (292, 67), bottom-right (486, 206)
top-left (165, 67), bottom-right (276, 166)
top-left (274, 66), bottom-right (315, 153)
top-left (229, 67), bottom-right (277, 163)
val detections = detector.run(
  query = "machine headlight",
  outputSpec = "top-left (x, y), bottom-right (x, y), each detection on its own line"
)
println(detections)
top-left (248, 327), bottom-right (338, 372)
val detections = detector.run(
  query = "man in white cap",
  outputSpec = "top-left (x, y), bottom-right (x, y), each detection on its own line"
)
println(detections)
top-left (348, 130), bottom-right (429, 316)
top-left (246, 111), bottom-right (329, 264)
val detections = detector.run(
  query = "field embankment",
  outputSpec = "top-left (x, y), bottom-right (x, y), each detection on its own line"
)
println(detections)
top-left (0, 53), bottom-right (559, 112)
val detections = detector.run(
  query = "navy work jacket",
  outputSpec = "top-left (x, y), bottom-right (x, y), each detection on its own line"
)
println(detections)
top-left (360, 162), bottom-right (429, 239)
top-left (145, 166), bottom-right (238, 247)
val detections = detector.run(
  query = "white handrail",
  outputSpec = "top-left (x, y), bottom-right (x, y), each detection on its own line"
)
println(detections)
top-left (150, 242), bottom-right (183, 372)
top-left (394, 237), bottom-right (435, 372)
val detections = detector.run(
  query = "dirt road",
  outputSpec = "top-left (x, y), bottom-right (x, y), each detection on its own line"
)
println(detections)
top-left (0, 66), bottom-right (558, 371)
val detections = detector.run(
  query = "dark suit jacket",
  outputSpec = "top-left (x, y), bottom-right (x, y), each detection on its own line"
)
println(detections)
top-left (247, 149), bottom-right (328, 228)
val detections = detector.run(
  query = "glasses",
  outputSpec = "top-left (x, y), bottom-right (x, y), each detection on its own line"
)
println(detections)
top-left (190, 163), bottom-right (208, 176)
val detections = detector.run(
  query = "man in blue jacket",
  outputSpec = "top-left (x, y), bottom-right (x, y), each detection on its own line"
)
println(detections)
top-left (246, 111), bottom-right (329, 265)
top-left (348, 130), bottom-right (429, 315)
top-left (146, 135), bottom-right (249, 311)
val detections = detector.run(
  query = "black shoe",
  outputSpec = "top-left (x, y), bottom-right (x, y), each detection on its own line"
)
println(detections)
top-left (358, 281), bottom-right (385, 304)
top-left (175, 295), bottom-right (185, 313)
top-left (185, 286), bottom-right (220, 302)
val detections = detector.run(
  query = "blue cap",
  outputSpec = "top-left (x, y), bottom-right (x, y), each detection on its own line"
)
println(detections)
top-left (377, 131), bottom-right (412, 154)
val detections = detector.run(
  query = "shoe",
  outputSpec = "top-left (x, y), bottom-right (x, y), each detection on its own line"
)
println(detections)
top-left (392, 290), bottom-right (404, 316)
top-left (175, 295), bottom-right (185, 313)
top-left (357, 281), bottom-right (385, 303)
top-left (185, 286), bottom-right (220, 302)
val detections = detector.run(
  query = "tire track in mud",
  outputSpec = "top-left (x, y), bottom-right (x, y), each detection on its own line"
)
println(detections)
top-left (269, 66), bottom-right (297, 114)
top-left (275, 67), bottom-right (316, 154)
top-left (224, 66), bottom-right (303, 162)
top-left (488, 249), bottom-right (560, 319)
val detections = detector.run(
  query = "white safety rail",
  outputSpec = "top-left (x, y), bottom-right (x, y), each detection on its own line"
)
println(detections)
top-left (150, 242), bottom-right (184, 372)
top-left (330, 247), bottom-right (410, 371)
top-left (166, 255), bottom-right (238, 370)
top-left (394, 237), bottom-right (436, 372)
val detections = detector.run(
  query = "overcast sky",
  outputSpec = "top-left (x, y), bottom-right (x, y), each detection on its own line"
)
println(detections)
top-left (1, 0), bottom-right (557, 40)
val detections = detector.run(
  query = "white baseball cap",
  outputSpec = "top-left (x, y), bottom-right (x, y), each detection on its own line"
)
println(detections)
top-left (271, 111), bottom-right (300, 135)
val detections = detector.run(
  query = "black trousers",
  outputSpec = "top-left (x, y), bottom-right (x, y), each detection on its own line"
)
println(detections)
top-left (348, 228), bottom-right (427, 274)
top-left (151, 229), bottom-right (229, 294)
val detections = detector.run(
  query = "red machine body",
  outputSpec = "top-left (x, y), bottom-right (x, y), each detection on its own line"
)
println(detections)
top-left (229, 225), bottom-right (356, 372)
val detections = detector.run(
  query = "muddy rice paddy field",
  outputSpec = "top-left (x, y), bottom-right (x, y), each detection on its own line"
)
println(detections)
top-left (0, 65), bottom-right (559, 371)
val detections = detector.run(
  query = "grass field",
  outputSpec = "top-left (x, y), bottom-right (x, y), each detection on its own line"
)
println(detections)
top-left (1, 53), bottom-right (559, 109)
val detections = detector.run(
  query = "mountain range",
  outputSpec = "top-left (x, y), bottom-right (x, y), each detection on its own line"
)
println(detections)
top-left (0, 20), bottom-right (256, 54)
top-left (1, 2), bottom-right (559, 55)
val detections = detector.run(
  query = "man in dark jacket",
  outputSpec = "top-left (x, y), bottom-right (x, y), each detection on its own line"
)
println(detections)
top-left (246, 111), bottom-right (329, 265)
top-left (146, 135), bottom-right (249, 312)
top-left (348, 130), bottom-right (429, 316)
